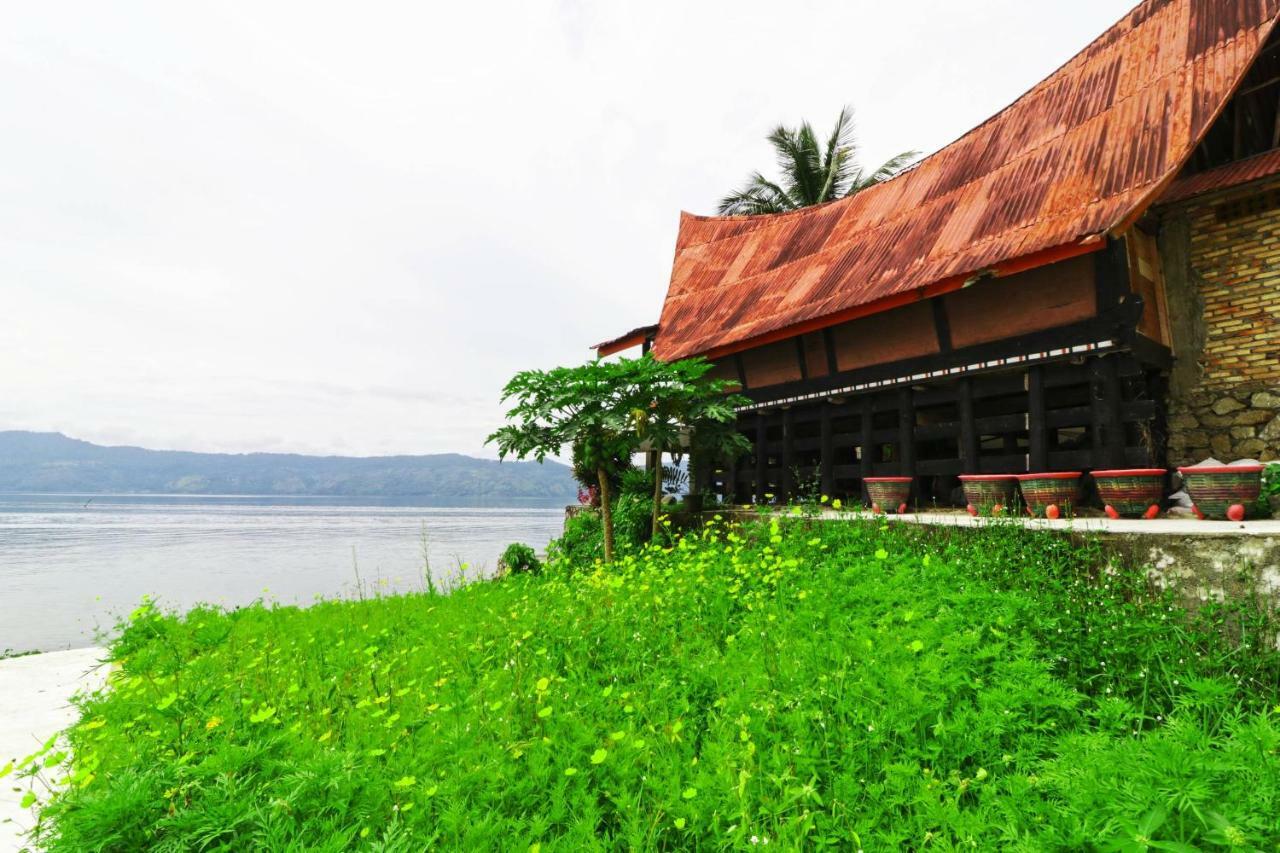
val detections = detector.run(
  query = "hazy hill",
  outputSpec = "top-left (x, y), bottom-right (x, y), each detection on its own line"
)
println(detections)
top-left (0, 431), bottom-right (575, 499)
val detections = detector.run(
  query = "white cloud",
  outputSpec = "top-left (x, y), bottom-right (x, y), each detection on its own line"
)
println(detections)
top-left (0, 0), bottom-right (1137, 456)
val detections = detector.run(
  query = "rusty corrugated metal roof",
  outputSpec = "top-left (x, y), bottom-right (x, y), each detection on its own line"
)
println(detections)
top-left (653, 0), bottom-right (1280, 361)
top-left (1158, 147), bottom-right (1280, 203)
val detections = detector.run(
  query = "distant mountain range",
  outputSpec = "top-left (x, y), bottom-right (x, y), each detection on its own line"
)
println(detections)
top-left (0, 431), bottom-right (576, 499)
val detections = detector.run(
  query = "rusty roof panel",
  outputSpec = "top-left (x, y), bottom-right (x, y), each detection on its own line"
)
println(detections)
top-left (653, 0), bottom-right (1280, 361)
top-left (1159, 146), bottom-right (1280, 202)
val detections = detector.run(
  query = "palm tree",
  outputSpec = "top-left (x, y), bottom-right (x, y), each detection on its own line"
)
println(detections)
top-left (717, 106), bottom-right (919, 216)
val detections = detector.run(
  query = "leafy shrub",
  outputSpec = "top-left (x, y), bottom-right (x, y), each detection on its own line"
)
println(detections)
top-left (24, 518), bottom-right (1280, 849)
top-left (545, 509), bottom-right (603, 566)
top-left (498, 542), bottom-right (542, 576)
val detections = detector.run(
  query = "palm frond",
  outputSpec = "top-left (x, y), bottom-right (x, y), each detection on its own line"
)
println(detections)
top-left (717, 173), bottom-right (796, 216)
top-left (849, 149), bottom-right (921, 193)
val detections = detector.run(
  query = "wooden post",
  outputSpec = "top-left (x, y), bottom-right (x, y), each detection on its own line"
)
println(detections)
top-left (958, 378), bottom-right (978, 473)
top-left (819, 404), bottom-right (835, 498)
top-left (860, 397), bottom-right (875, 482)
top-left (897, 386), bottom-right (916, 477)
top-left (755, 412), bottom-right (768, 503)
top-left (1091, 357), bottom-right (1125, 468)
top-left (780, 408), bottom-right (794, 502)
top-left (1028, 366), bottom-right (1048, 472)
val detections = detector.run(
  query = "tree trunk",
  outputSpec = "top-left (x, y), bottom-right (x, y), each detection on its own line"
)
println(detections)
top-left (597, 464), bottom-right (615, 563)
top-left (651, 451), bottom-right (663, 541)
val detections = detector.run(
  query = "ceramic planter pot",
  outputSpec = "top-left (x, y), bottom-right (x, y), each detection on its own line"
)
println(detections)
top-left (1176, 465), bottom-right (1263, 521)
top-left (958, 474), bottom-right (1019, 516)
top-left (864, 477), bottom-right (912, 514)
top-left (1016, 472), bottom-right (1081, 519)
top-left (1091, 468), bottom-right (1166, 519)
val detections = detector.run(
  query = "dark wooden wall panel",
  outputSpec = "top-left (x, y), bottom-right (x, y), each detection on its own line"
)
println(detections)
top-left (944, 255), bottom-right (1096, 349)
top-left (829, 301), bottom-right (939, 372)
top-left (741, 340), bottom-right (802, 388)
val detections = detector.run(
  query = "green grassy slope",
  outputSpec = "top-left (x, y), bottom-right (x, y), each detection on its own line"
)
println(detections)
top-left (18, 517), bottom-right (1280, 850)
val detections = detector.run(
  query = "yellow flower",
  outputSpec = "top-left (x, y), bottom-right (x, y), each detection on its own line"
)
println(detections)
top-left (832, 498), bottom-right (842, 510)
top-left (205, 716), bottom-right (222, 730)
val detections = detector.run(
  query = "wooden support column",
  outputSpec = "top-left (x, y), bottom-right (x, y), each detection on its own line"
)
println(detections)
top-left (1091, 357), bottom-right (1125, 468)
top-left (897, 386), bottom-right (916, 477)
top-left (958, 378), bottom-right (979, 473)
top-left (754, 412), bottom-right (768, 503)
top-left (860, 396), bottom-right (875, 482)
top-left (780, 408), bottom-right (795, 502)
top-left (1028, 366), bottom-right (1048, 472)
top-left (819, 404), bottom-right (835, 498)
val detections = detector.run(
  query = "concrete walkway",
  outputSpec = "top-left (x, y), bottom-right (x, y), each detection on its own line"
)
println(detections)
top-left (0, 648), bottom-right (107, 853)
top-left (863, 510), bottom-right (1280, 537)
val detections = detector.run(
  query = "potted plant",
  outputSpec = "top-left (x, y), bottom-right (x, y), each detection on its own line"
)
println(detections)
top-left (864, 476), bottom-right (912, 514)
top-left (958, 474), bottom-right (1019, 516)
top-left (1091, 468), bottom-right (1166, 519)
top-left (1016, 472), bottom-right (1081, 519)
top-left (1176, 464), bottom-right (1264, 521)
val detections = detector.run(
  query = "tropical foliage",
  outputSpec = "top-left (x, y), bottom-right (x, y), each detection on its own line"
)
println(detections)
top-left (718, 106), bottom-right (919, 216)
top-left (21, 515), bottom-right (1280, 849)
top-left (488, 355), bottom-right (744, 559)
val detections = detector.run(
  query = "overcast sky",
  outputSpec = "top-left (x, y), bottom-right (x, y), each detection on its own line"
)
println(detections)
top-left (2, 0), bottom-right (1137, 458)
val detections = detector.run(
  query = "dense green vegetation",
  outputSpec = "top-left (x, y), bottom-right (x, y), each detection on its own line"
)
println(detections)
top-left (0, 431), bottom-right (575, 498)
top-left (17, 514), bottom-right (1280, 849)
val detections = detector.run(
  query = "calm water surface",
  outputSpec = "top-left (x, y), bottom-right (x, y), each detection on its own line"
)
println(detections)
top-left (0, 494), bottom-right (566, 653)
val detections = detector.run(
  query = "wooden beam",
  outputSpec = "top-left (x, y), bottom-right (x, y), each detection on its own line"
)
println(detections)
top-left (931, 298), bottom-right (954, 352)
top-left (1027, 365), bottom-right (1048, 472)
top-left (736, 304), bottom-right (1141, 408)
top-left (794, 337), bottom-right (808, 381)
top-left (958, 378), bottom-right (978, 472)
top-left (819, 404), bottom-right (835, 497)
top-left (734, 353), bottom-right (749, 390)
top-left (897, 386), bottom-right (916, 477)
top-left (780, 408), bottom-right (795, 501)
top-left (822, 327), bottom-right (839, 375)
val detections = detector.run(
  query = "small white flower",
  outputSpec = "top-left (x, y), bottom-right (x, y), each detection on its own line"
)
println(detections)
top-left (750, 836), bottom-right (759, 845)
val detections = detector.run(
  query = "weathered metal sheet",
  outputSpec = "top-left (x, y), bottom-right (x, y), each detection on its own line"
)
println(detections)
top-left (653, 0), bottom-right (1280, 361)
top-left (1159, 147), bottom-right (1280, 202)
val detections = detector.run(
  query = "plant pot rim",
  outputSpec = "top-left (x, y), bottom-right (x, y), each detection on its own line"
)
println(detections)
top-left (1016, 471), bottom-right (1082, 480)
top-left (864, 476), bottom-right (913, 483)
top-left (958, 474), bottom-right (1019, 481)
top-left (1177, 464), bottom-right (1265, 474)
top-left (1091, 468), bottom-right (1167, 477)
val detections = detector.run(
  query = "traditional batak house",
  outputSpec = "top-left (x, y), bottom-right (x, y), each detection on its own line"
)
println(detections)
top-left (597, 0), bottom-right (1280, 505)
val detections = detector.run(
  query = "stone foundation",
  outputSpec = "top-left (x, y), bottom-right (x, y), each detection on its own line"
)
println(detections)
top-left (1166, 381), bottom-right (1280, 465)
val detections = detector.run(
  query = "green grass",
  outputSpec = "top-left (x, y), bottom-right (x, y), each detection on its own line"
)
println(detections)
top-left (15, 515), bottom-right (1280, 850)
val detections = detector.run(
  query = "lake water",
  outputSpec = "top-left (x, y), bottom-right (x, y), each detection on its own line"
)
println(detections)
top-left (0, 494), bottom-right (567, 654)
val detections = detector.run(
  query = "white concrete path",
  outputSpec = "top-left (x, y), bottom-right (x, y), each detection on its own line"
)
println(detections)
top-left (810, 509), bottom-right (1280, 537)
top-left (0, 648), bottom-right (107, 853)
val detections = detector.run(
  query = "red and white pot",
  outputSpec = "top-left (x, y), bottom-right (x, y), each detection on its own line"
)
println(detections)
top-left (958, 474), bottom-right (1019, 517)
top-left (1016, 472), bottom-right (1081, 519)
top-left (1091, 468), bottom-right (1165, 519)
top-left (864, 477), bottom-right (912, 515)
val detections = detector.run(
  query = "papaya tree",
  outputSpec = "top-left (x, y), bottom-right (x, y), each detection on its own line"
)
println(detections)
top-left (488, 355), bottom-right (746, 561)
top-left (632, 357), bottom-right (749, 538)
